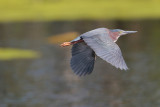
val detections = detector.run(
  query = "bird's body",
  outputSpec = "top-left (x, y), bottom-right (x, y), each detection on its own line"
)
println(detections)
top-left (61, 28), bottom-right (137, 76)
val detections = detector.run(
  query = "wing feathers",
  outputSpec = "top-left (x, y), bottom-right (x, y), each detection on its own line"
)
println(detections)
top-left (70, 42), bottom-right (95, 76)
top-left (82, 34), bottom-right (128, 70)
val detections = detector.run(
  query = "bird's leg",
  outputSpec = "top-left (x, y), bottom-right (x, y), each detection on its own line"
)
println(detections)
top-left (60, 39), bottom-right (84, 47)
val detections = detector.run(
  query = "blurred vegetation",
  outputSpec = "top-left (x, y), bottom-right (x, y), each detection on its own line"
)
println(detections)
top-left (0, 0), bottom-right (160, 22)
top-left (0, 48), bottom-right (40, 60)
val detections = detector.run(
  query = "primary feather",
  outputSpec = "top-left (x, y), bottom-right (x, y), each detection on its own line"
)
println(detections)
top-left (71, 42), bottom-right (95, 76)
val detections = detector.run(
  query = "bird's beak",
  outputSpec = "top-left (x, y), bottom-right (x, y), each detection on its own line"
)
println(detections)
top-left (120, 30), bottom-right (137, 36)
top-left (124, 31), bottom-right (137, 34)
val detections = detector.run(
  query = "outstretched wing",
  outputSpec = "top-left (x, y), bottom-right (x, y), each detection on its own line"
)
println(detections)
top-left (82, 33), bottom-right (128, 70)
top-left (70, 42), bottom-right (95, 76)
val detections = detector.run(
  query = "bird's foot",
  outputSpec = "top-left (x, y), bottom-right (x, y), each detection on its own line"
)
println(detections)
top-left (60, 40), bottom-right (84, 47)
top-left (60, 42), bottom-right (71, 47)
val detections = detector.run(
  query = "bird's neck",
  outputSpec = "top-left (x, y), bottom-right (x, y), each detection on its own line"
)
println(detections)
top-left (109, 31), bottom-right (120, 42)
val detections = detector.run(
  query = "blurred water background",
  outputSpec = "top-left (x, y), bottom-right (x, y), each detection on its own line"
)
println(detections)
top-left (0, 0), bottom-right (160, 107)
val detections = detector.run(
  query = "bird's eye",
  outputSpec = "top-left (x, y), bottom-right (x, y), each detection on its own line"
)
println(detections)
top-left (119, 30), bottom-right (123, 34)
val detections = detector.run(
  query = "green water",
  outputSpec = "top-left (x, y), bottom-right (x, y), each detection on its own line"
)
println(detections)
top-left (0, 20), bottom-right (160, 107)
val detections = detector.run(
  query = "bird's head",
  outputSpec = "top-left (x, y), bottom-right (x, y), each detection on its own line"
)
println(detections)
top-left (111, 29), bottom-right (137, 36)
top-left (109, 29), bottom-right (137, 42)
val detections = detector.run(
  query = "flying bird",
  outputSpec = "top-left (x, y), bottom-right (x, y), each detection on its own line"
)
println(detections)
top-left (61, 28), bottom-right (137, 76)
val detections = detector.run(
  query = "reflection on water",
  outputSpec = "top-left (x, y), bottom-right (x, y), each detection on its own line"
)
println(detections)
top-left (0, 48), bottom-right (40, 60)
top-left (0, 21), bottom-right (160, 107)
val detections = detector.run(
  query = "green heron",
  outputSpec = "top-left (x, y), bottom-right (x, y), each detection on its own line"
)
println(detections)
top-left (61, 28), bottom-right (137, 76)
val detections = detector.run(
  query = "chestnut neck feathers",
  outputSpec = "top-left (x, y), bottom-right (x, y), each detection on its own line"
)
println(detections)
top-left (108, 30), bottom-right (120, 42)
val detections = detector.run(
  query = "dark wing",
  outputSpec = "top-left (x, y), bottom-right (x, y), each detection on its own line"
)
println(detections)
top-left (70, 42), bottom-right (95, 76)
top-left (82, 33), bottom-right (128, 70)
